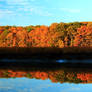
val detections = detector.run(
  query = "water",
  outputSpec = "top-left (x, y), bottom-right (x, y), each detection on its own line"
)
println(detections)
top-left (0, 59), bottom-right (92, 92)
top-left (56, 59), bottom-right (92, 63)
top-left (1, 58), bottom-right (92, 63)
top-left (0, 78), bottom-right (92, 92)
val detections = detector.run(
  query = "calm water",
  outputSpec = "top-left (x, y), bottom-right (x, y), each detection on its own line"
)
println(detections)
top-left (0, 78), bottom-right (92, 92)
top-left (0, 59), bottom-right (92, 92)
top-left (1, 58), bottom-right (92, 63)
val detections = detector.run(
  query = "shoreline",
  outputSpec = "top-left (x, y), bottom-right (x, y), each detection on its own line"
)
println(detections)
top-left (0, 47), bottom-right (91, 59)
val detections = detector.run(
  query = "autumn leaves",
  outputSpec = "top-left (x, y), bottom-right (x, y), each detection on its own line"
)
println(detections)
top-left (0, 22), bottom-right (91, 48)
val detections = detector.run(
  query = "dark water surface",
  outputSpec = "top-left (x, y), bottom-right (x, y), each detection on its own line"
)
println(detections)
top-left (1, 58), bottom-right (92, 63)
top-left (0, 59), bottom-right (92, 92)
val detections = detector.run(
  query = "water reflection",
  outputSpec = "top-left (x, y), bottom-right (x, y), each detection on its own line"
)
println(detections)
top-left (0, 59), bottom-right (92, 92)
top-left (0, 62), bottom-right (92, 84)
top-left (1, 58), bottom-right (92, 64)
top-left (0, 78), bottom-right (91, 92)
top-left (0, 78), bottom-right (92, 92)
top-left (56, 59), bottom-right (92, 63)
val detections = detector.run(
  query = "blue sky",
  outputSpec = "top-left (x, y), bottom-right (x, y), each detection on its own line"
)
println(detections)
top-left (0, 0), bottom-right (92, 26)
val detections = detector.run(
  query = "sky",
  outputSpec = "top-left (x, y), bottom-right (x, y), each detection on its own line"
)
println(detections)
top-left (0, 0), bottom-right (92, 26)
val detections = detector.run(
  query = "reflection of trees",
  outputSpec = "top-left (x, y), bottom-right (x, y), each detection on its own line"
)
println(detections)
top-left (0, 68), bottom-right (92, 84)
top-left (77, 73), bottom-right (92, 83)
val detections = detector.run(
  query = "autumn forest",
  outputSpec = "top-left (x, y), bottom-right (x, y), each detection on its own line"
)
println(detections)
top-left (0, 22), bottom-right (92, 48)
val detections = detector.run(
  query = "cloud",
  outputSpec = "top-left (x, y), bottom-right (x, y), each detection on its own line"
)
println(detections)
top-left (0, 0), bottom-right (52, 17)
top-left (30, 7), bottom-right (52, 16)
top-left (60, 8), bottom-right (80, 13)
top-left (0, 9), bottom-right (13, 14)
top-left (0, 0), bottom-right (4, 1)
top-left (16, 5), bottom-right (52, 16)
top-left (5, 0), bottom-right (35, 5)
top-left (0, 9), bottom-right (17, 19)
top-left (1, 0), bottom-right (29, 6)
top-left (6, 0), bottom-right (28, 4)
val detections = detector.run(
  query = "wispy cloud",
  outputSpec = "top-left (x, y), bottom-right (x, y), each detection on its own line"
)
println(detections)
top-left (5, 0), bottom-right (36, 5)
top-left (1, 0), bottom-right (52, 17)
top-left (29, 7), bottom-right (52, 16)
top-left (6, 0), bottom-right (29, 5)
top-left (0, 0), bottom-right (4, 1)
top-left (0, 9), bottom-right (13, 14)
top-left (14, 4), bottom-right (52, 16)
top-left (0, 0), bottom-right (53, 21)
top-left (60, 8), bottom-right (80, 13)
top-left (0, 9), bottom-right (17, 19)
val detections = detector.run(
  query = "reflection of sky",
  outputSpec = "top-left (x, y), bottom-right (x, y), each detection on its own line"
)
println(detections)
top-left (0, 78), bottom-right (92, 92)
top-left (56, 59), bottom-right (92, 63)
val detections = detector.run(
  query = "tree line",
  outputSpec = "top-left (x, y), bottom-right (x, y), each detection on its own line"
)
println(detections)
top-left (0, 22), bottom-right (91, 47)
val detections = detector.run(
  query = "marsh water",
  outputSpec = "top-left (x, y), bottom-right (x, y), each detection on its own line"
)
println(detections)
top-left (0, 59), bottom-right (92, 92)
